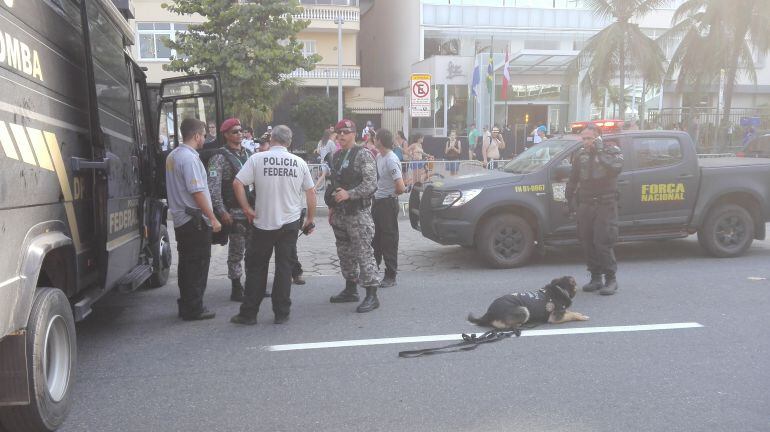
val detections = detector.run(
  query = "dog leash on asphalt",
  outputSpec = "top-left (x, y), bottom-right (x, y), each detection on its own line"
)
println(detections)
top-left (397, 329), bottom-right (522, 358)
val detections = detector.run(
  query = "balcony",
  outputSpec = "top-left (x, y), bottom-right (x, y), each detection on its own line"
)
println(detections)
top-left (290, 65), bottom-right (360, 87)
top-left (295, 5), bottom-right (360, 31)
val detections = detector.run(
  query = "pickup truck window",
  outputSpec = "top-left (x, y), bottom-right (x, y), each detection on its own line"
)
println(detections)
top-left (633, 138), bottom-right (683, 169)
top-left (503, 139), bottom-right (577, 174)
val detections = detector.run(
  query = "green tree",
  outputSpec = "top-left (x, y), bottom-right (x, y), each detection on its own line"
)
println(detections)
top-left (661, 0), bottom-right (770, 124)
top-left (290, 95), bottom-right (351, 151)
top-left (567, 0), bottom-right (669, 119)
top-left (162, 0), bottom-right (320, 117)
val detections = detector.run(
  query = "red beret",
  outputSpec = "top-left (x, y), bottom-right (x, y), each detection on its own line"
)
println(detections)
top-left (335, 119), bottom-right (356, 132)
top-left (219, 118), bottom-right (241, 133)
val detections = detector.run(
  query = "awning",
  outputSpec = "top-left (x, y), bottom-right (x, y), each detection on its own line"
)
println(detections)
top-left (504, 49), bottom-right (579, 76)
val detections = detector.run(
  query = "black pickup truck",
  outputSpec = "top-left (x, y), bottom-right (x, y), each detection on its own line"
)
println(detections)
top-left (409, 131), bottom-right (770, 268)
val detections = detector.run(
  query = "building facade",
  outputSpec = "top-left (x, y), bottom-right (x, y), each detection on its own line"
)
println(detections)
top-left (360, 0), bottom-right (770, 141)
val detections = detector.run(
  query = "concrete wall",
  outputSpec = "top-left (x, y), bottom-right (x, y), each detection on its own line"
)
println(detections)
top-left (359, 0), bottom-right (421, 94)
top-left (297, 31), bottom-right (357, 66)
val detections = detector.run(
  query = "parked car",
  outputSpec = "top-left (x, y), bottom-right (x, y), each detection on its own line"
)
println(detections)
top-left (736, 133), bottom-right (770, 158)
top-left (409, 131), bottom-right (770, 268)
top-left (569, 119), bottom-right (624, 135)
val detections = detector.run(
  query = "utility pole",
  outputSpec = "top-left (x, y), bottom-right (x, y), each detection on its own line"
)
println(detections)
top-left (335, 16), bottom-right (344, 121)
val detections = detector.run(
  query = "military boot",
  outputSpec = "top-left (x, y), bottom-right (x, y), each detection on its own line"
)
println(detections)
top-left (600, 273), bottom-right (618, 296)
top-left (582, 273), bottom-right (604, 292)
top-left (330, 280), bottom-right (359, 303)
top-left (230, 278), bottom-right (244, 302)
top-left (356, 286), bottom-right (380, 313)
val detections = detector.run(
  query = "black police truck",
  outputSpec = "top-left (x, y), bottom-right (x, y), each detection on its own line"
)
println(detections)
top-left (409, 131), bottom-right (770, 268)
top-left (0, 1), bottom-right (222, 430)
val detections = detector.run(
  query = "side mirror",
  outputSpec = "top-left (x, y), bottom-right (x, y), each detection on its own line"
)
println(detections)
top-left (552, 165), bottom-right (571, 181)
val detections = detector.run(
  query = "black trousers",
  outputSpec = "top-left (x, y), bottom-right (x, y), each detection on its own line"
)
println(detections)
top-left (372, 197), bottom-right (400, 277)
top-left (174, 220), bottom-right (212, 318)
top-left (240, 220), bottom-right (300, 318)
top-left (576, 200), bottom-right (619, 275)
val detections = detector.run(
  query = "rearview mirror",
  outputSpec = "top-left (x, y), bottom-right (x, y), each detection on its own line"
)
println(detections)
top-left (552, 165), bottom-right (571, 181)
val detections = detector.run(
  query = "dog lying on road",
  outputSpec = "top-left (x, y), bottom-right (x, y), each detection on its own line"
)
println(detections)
top-left (467, 276), bottom-right (589, 330)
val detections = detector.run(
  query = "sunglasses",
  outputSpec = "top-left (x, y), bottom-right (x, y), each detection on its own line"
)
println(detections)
top-left (336, 129), bottom-right (354, 135)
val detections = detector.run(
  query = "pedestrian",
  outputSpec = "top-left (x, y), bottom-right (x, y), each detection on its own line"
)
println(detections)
top-left (207, 117), bottom-right (254, 302)
top-left (468, 123), bottom-right (480, 160)
top-left (325, 118), bottom-right (381, 313)
top-left (241, 126), bottom-right (256, 152)
top-left (444, 129), bottom-right (462, 176)
top-left (362, 120), bottom-right (375, 141)
top-left (533, 126), bottom-right (546, 145)
top-left (165, 118), bottom-right (222, 321)
top-left (565, 124), bottom-right (624, 296)
top-left (363, 131), bottom-right (379, 159)
top-left (393, 130), bottom-right (407, 162)
top-left (317, 129), bottom-right (337, 164)
top-left (483, 126), bottom-right (504, 169)
top-left (372, 129), bottom-right (406, 287)
top-left (407, 133), bottom-right (429, 184)
top-left (229, 125), bottom-right (316, 325)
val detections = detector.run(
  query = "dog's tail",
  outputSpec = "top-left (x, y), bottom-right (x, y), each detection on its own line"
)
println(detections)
top-left (467, 312), bottom-right (491, 327)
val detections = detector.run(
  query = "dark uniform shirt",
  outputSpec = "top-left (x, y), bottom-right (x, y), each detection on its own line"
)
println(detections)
top-left (207, 146), bottom-right (252, 220)
top-left (565, 142), bottom-right (624, 203)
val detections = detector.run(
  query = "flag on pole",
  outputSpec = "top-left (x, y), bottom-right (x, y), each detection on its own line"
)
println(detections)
top-left (486, 49), bottom-right (494, 94)
top-left (502, 46), bottom-right (510, 100)
top-left (471, 54), bottom-right (481, 97)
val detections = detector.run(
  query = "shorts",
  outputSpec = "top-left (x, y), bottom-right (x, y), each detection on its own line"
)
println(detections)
top-left (448, 160), bottom-right (459, 174)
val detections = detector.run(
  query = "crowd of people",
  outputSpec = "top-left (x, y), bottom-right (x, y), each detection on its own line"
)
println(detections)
top-left (165, 117), bottom-right (405, 323)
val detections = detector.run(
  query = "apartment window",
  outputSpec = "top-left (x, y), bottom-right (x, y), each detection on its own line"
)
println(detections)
top-left (137, 22), bottom-right (189, 60)
top-left (299, 40), bottom-right (316, 57)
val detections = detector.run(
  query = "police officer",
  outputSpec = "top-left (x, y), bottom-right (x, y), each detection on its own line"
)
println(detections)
top-left (566, 124), bottom-right (624, 295)
top-left (207, 118), bottom-right (253, 302)
top-left (165, 118), bottom-right (222, 320)
top-left (326, 119), bottom-right (380, 313)
top-left (229, 125), bottom-right (316, 325)
top-left (372, 129), bottom-right (406, 287)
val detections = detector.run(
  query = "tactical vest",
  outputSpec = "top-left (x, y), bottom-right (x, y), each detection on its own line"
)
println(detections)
top-left (574, 149), bottom-right (619, 199)
top-left (217, 147), bottom-right (254, 209)
top-left (324, 146), bottom-right (369, 210)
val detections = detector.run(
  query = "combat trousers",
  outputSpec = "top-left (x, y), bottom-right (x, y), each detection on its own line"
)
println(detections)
top-left (240, 219), bottom-right (300, 319)
top-left (331, 207), bottom-right (379, 287)
top-left (227, 218), bottom-right (250, 280)
top-left (576, 199), bottom-right (619, 274)
top-left (372, 197), bottom-right (400, 278)
top-left (174, 220), bottom-right (212, 318)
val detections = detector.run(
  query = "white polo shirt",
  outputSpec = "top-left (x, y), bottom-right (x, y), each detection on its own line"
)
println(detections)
top-left (235, 146), bottom-right (314, 230)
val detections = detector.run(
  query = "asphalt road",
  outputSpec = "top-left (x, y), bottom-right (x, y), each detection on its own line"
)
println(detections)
top-left (62, 229), bottom-right (770, 432)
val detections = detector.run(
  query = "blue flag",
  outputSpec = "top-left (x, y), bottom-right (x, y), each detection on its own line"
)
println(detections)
top-left (471, 55), bottom-right (480, 97)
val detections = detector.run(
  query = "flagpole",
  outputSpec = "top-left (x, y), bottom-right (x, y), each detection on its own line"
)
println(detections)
top-left (504, 46), bottom-right (509, 128)
top-left (489, 35), bottom-right (494, 129)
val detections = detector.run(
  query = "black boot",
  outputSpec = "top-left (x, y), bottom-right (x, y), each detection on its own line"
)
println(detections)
top-left (356, 286), bottom-right (380, 313)
top-left (600, 273), bottom-right (618, 296)
top-left (582, 273), bottom-right (603, 292)
top-left (230, 278), bottom-right (244, 302)
top-left (330, 280), bottom-right (359, 303)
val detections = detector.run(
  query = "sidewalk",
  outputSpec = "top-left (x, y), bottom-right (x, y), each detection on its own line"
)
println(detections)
top-left (168, 211), bottom-right (484, 279)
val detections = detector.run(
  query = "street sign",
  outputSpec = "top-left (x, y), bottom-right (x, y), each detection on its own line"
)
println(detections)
top-left (410, 73), bottom-right (431, 118)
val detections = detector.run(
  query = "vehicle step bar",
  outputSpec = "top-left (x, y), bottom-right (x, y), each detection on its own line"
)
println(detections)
top-left (116, 264), bottom-right (153, 293)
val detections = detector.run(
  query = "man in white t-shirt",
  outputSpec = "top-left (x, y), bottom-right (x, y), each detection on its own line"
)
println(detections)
top-left (229, 125), bottom-right (316, 325)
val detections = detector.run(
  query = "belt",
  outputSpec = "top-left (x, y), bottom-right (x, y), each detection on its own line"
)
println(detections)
top-left (375, 196), bottom-right (398, 200)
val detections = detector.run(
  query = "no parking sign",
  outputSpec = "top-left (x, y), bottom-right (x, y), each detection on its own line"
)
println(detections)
top-left (410, 73), bottom-right (431, 118)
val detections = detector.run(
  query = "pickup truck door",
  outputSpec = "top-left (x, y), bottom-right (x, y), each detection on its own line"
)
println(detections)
top-left (546, 142), bottom-right (634, 236)
top-left (629, 135), bottom-right (698, 226)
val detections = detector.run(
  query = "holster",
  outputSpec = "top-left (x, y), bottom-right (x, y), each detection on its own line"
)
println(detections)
top-left (185, 207), bottom-right (204, 231)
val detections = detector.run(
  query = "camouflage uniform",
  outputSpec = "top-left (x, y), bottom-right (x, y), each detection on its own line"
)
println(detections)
top-left (207, 146), bottom-right (253, 280)
top-left (330, 149), bottom-right (379, 288)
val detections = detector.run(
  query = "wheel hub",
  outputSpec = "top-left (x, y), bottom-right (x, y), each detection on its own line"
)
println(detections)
top-left (43, 315), bottom-right (71, 402)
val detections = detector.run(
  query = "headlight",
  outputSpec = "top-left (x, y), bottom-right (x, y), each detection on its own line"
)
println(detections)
top-left (442, 189), bottom-right (482, 207)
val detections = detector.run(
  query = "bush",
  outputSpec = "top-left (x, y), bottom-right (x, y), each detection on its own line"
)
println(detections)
top-left (290, 95), bottom-right (351, 151)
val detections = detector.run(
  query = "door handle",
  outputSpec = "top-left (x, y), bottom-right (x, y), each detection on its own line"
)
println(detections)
top-left (678, 173), bottom-right (694, 179)
top-left (617, 179), bottom-right (630, 185)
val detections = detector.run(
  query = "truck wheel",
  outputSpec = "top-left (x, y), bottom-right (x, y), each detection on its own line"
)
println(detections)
top-left (477, 214), bottom-right (535, 268)
top-left (149, 224), bottom-right (171, 288)
top-left (0, 288), bottom-right (76, 432)
top-left (698, 204), bottom-right (754, 258)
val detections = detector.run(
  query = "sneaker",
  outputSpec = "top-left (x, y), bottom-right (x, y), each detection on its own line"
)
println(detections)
top-left (230, 314), bottom-right (257, 325)
top-left (181, 308), bottom-right (216, 321)
top-left (274, 314), bottom-right (290, 324)
top-left (380, 276), bottom-right (397, 288)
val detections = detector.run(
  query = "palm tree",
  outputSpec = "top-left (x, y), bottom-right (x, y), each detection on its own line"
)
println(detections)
top-left (567, 0), bottom-right (669, 119)
top-left (661, 0), bottom-right (770, 124)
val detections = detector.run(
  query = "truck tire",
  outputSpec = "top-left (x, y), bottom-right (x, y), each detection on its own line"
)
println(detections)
top-left (697, 204), bottom-right (754, 258)
top-left (0, 288), bottom-right (76, 432)
top-left (149, 224), bottom-right (171, 288)
top-left (476, 213), bottom-right (535, 268)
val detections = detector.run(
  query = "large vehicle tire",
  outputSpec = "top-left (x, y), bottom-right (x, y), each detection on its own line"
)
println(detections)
top-left (149, 224), bottom-right (171, 288)
top-left (697, 204), bottom-right (755, 258)
top-left (476, 213), bottom-right (535, 268)
top-left (0, 288), bottom-right (76, 432)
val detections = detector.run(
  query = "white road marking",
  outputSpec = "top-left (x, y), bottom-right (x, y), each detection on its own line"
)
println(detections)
top-left (263, 322), bottom-right (704, 352)
top-left (747, 277), bottom-right (767, 281)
